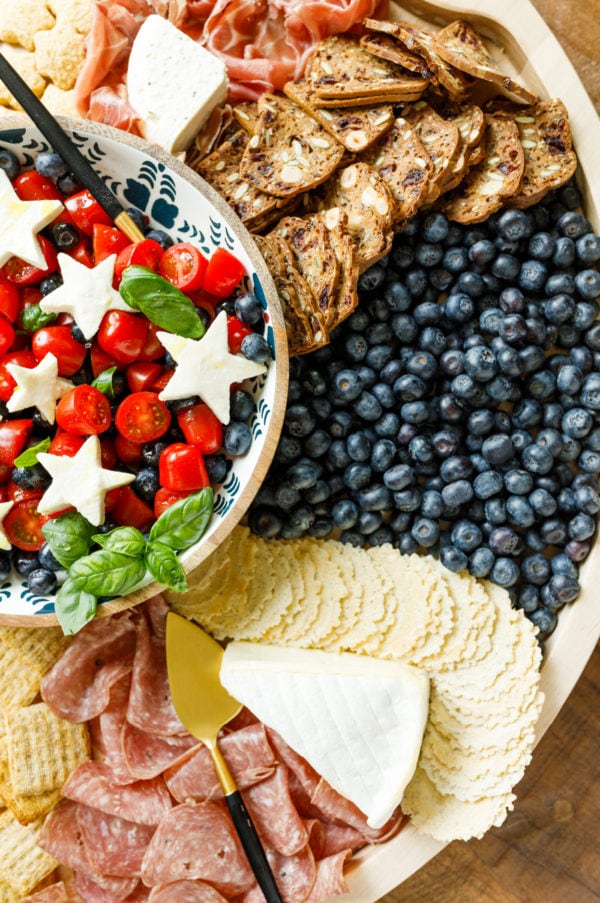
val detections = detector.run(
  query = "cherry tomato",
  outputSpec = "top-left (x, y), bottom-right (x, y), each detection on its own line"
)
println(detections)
top-left (0, 419), bottom-right (33, 466)
top-left (64, 189), bottom-right (112, 235)
top-left (49, 430), bottom-right (85, 457)
top-left (97, 310), bottom-right (148, 365)
top-left (150, 369), bottom-right (173, 393)
top-left (138, 322), bottom-right (166, 362)
top-left (114, 433), bottom-right (144, 466)
top-left (115, 391), bottom-right (171, 443)
top-left (227, 315), bottom-right (253, 355)
top-left (0, 465), bottom-right (11, 485)
top-left (154, 487), bottom-right (192, 518)
top-left (55, 385), bottom-right (112, 435)
top-left (114, 239), bottom-right (163, 280)
top-left (100, 437), bottom-right (118, 469)
top-left (126, 362), bottom-right (164, 394)
top-left (159, 442), bottom-right (209, 491)
top-left (93, 224), bottom-right (131, 263)
top-left (13, 171), bottom-right (63, 203)
top-left (159, 242), bottom-right (207, 292)
top-left (203, 248), bottom-right (246, 297)
top-left (31, 325), bottom-right (87, 376)
top-left (68, 237), bottom-right (95, 268)
top-left (3, 235), bottom-right (58, 285)
top-left (3, 500), bottom-right (47, 551)
top-left (177, 403), bottom-right (223, 454)
top-left (0, 350), bottom-right (37, 401)
top-left (7, 482), bottom-right (43, 504)
top-left (0, 277), bottom-right (19, 323)
top-left (90, 343), bottom-right (119, 379)
top-left (0, 316), bottom-right (15, 357)
top-left (111, 485), bottom-right (155, 533)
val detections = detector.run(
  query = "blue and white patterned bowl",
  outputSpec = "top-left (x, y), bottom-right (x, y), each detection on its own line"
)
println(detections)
top-left (0, 115), bottom-right (289, 624)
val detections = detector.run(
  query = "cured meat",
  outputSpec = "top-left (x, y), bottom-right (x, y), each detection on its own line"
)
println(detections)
top-left (242, 844), bottom-right (316, 903)
top-left (122, 722), bottom-right (199, 780)
top-left (127, 596), bottom-right (186, 737)
top-left (77, 802), bottom-right (156, 877)
top-left (310, 779), bottom-right (403, 841)
top-left (73, 871), bottom-right (145, 902)
top-left (22, 884), bottom-right (69, 902)
top-left (91, 673), bottom-right (138, 785)
top-left (148, 881), bottom-right (229, 902)
top-left (88, 86), bottom-right (142, 133)
top-left (242, 766), bottom-right (308, 856)
top-left (140, 801), bottom-right (254, 894)
top-left (305, 818), bottom-right (365, 859)
top-left (62, 760), bottom-right (172, 825)
top-left (164, 723), bottom-right (276, 802)
top-left (305, 851), bottom-right (352, 903)
top-left (266, 729), bottom-right (323, 818)
top-left (41, 612), bottom-right (137, 722)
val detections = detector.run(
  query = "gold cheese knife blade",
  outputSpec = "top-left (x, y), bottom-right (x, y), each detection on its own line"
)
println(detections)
top-left (166, 612), bottom-right (282, 903)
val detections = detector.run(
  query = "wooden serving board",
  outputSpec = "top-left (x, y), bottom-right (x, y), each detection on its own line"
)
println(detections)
top-left (341, 1), bottom-right (600, 900)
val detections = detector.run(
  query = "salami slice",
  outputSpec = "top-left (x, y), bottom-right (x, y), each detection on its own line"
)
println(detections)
top-left (165, 724), bottom-right (276, 802)
top-left (73, 871), bottom-right (142, 902)
top-left (305, 818), bottom-right (365, 860)
top-left (242, 766), bottom-right (308, 856)
top-left (309, 779), bottom-right (402, 841)
top-left (127, 597), bottom-right (186, 737)
top-left (76, 802), bottom-right (156, 877)
top-left (22, 883), bottom-right (69, 902)
top-left (266, 730), bottom-right (320, 797)
top-left (62, 760), bottom-right (173, 825)
top-left (304, 850), bottom-right (351, 902)
top-left (90, 673), bottom-right (137, 785)
top-left (148, 880), bottom-right (229, 902)
top-left (140, 801), bottom-right (254, 895)
top-left (242, 845), bottom-right (316, 903)
top-left (41, 612), bottom-right (137, 722)
top-left (123, 722), bottom-right (199, 780)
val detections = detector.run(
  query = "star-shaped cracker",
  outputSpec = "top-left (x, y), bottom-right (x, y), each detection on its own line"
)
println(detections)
top-left (6, 352), bottom-right (73, 424)
top-left (0, 501), bottom-right (14, 551)
top-left (37, 435), bottom-right (135, 526)
top-left (39, 252), bottom-right (132, 339)
top-left (0, 169), bottom-right (63, 269)
top-left (157, 311), bottom-right (266, 424)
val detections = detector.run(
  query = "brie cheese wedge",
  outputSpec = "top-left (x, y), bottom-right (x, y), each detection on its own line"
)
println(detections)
top-left (220, 642), bottom-right (430, 828)
top-left (127, 15), bottom-right (228, 153)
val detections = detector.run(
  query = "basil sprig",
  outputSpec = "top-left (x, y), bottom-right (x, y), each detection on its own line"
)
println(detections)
top-left (119, 266), bottom-right (205, 339)
top-left (13, 437), bottom-right (51, 468)
top-left (92, 366), bottom-right (119, 399)
top-left (44, 487), bottom-right (214, 636)
top-left (20, 304), bottom-right (57, 332)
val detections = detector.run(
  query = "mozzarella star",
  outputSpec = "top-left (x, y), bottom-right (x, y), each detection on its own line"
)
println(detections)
top-left (6, 352), bottom-right (73, 424)
top-left (39, 252), bottom-right (133, 340)
top-left (37, 435), bottom-right (135, 526)
top-left (157, 310), bottom-right (266, 423)
top-left (0, 169), bottom-right (63, 269)
top-left (0, 501), bottom-right (14, 551)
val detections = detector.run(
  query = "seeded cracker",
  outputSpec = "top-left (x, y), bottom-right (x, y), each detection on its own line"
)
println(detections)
top-left (232, 101), bottom-right (260, 134)
top-left (0, 812), bottom-right (57, 896)
top-left (403, 102), bottom-right (461, 207)
top-left (312, 207), bottom-right (359, 329)
top-left (359, 31), bottom-right (436, 80)
top-left (239, 94), bottom-right (345, 198)
top-left (433, 102), bottom-right (486, 193)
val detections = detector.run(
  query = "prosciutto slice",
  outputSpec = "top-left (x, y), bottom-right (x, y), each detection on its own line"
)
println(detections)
top-left (62, 760), bottom-right (172, 825)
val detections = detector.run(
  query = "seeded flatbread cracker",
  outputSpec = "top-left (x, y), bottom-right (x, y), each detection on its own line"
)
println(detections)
top-left (361, 116), bottom-right (433, 222)
top-left (232, 101), bottom-right (260, 133)
top-left (402, 102), bottom-right (461, 206)
top-left (433, 102), bottom-right (486, 193)
top-left (283, 79), bottom-right (395, 154)
top-left (442, 112), bottom-right (525, 223)
top-left (239, 93), bottom-right (345, 199)
top-left (309, 207), bottom-right (359, 328)
top-left (434, 19), bottom-right (537, 105)
top-left (0, 812), bottom-right (57, 896)
top-left (360, 30), bottom-right (436, 80)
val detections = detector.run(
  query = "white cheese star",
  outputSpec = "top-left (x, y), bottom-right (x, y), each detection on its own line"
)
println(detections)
top-left (157, 310), bottom-right (266, 424)
top-left (6, 352), bottom-right (74, 424)
top-left (39, 252), bottom-right (133, 340)
top-left (0, 169), bottom-right (63, 269)
top-left (0, 501), bottom-right (14, 551)
top-left (37, 435), bottom-right (135, 526)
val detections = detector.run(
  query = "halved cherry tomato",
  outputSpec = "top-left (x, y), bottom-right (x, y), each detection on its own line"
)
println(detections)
top-left (64, 189), bottom-right (112, 235)
top-left (0, 277), bottom-right (19, 323)
top-left (115, 391), bottom-right (171, 444)
top-left (68, 237), bottom-right (95, 269)
top-left (31, 325), bottom-right (86, 376)
top-left (90, 343), bottom-right (119, 378)
top-left (0, 317), bottom-right (15, 357)
top-left (7, 482), bottom-right (43, 503)
top-left (0, 350), bottom-right (37, 401)
top-left (114, 433), bottom-right (144, 465)
top-left (0, 420), bottom-right (33, 466)
top-left (111, 485), bottom-right (155, 533)
top-left (177, 403), bottom-right (223, 455)
top-left (159, 242), bottom-right (207, 292)
top-left (55, 385), bottom-right (112, 435)
top-left (114, 239), bottom-right (163, 281)
top-left (227, 315), bottom-right (253, 355)
top-left (203, 248), bottom-right (246, 297)
top-left (97, 310), bottom-right (148, 365)
top-left (93, 224), bottom-right (131, 263)
top-left (49, 430), bottom-right (85, 457)
top-left (100, 436), bottom-right (118, 469)
top-left (154, 486), bottom-right (192, 518)
top-left (126, 362), bottom-right (164, 394)
top-left (138, 322), bottom-right (166, 362)
top-left (159, 442), bottom-right (209, 491)
top-left (3, 235), bottom-right (58, 285)
top-left (3, 500), bottom-right (47, 551)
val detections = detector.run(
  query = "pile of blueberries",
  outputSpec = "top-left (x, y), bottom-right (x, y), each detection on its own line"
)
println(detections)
top-left (248, 179), bottom-right (600, 643)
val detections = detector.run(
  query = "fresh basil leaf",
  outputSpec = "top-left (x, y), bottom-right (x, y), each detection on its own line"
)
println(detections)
top-left (20, 304), bottom-right (57, 333)
top-left (148, 487), bottom-right (214, 552)
top-left (42, 511), bottom-right (96, 569)
top-left (92, 366), bottom-right (118, 399)
top-left (145, 540), bottom-right (187, 593)
top-left (69, 549), bottom-right (146, 597)
top-left (92, 526), bottom-right (146, 558)
top-left (14, 438), bottom-right (51, 468)
top-left (55, 578), bottom-right (97, 636)
top-left (119, 266), bottom-right (204, 339)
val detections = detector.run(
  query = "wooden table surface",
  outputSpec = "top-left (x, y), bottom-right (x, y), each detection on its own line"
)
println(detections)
top-left (381, 2), bottom-right (600, 901)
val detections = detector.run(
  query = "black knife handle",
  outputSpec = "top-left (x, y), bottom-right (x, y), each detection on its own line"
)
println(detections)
top-left (225, 790), bottom-right (283, 903)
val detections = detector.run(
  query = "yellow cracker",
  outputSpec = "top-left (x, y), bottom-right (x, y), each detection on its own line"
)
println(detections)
top-left (48, 0), bottom-right (93, 35)
top-left (429, 686), bottom-right (544, 746)
top-left (39, 83), bottom-right (78, 117)
top-left (0, 812), bottom-right (57, 896)
top-left (1, 626), bottom-right (69, 683)
top-left (227, 538), bottom-right (294, 640)
top-left (0, 785), bottom-right (61, 826)
top-left (318, 540), bottom-right (361, 650)
top-left (330, 544), bottom-right (393, 652)
top-left (0, 1), bottom-right (55, 52)
top-left (260, 543), bottom-right (308, 643)
top-left (0, 880), bottom-right (20, 903)
top-left (296, 540), bottom-right (346, 645)
top-left (372, 551), bottom-right (439, 660)
top-left (0, 644), bottom-right (43, 710)
top-left (34, 21), bottom-right (86, 91)
top-left (401, 765), bottom-right (515, 842)
top-left (165, 529), bottom-right (243, 624)
top-left (0, 47), bottom-right (46, 109)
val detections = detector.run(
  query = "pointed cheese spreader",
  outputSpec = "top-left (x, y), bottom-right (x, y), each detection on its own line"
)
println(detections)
top-left (166, 612), bottom-right (283, 903)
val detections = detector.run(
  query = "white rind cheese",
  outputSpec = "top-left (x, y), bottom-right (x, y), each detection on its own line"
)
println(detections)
top-left (220, 642), bottom-right (430, 828)
top-left (127, 15), bottom-right (228, 153)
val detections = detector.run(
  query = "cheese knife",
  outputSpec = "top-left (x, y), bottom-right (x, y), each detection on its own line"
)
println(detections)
top-left (165, 612), bottom-right (283, 903)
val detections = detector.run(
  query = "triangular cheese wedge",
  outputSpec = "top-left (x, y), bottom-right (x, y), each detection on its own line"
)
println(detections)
top-left (220, 642), bottom-right (430, 828)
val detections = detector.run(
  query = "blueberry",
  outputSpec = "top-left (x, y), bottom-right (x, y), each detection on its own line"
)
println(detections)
top-left (230, 389), bottom-right (254, 421)
top-left (406, 351), bottom-right (437, 380)
top-left (497, 208), bottom-right (532, 241)
top-left (49, 221), bottom-right (79, 251)
top-left (408, 435), bottom-right (434, 465)
top-left (37, 542), bottom-right (63, 572)
top-left (27, 568), bottom-right (58, 596)
top-left (248, 507), bottom-right (282, 537)
top-left (445, 292), bottom-right (475, 323)
top-left (489, 525), bottom-right (523, 556)
top-left (561, 407), bottom-right (593, 439)
top-left (0, 149), bottom-right (20, 180)
top-left (568, 512), bottom-right (596, 541)
top-left (371, 439), bottom-right (396, 472)
top-left (541, 574), bottom-right (580, 610)
top-left (558, 210), bottom-right (589, 239)
top-left (468, 239), bottom-right (496, 267)
top-left (384, 281), bottom-right (412, 311)
top-left (575, 232), bottom-right (600, 264)
top-left (285, 405), bottom-right (316, 438)
top-left (204, 453), bottom-right (228, 483)
top-left (440, 455), bottom-right (473, 483)
top-left (466, 546), bottom-right (493, 578)
top-left (431, 429), bottom-right (461, 458)
top-left (343, 333), bottom-right (369, 362)
top-left (457, 271), bottom-right (486, 297)
top-left (393, 487), bottom-right (422, 512)
top-left (440, 545), bottom-right (468, 572)
top-left (490, 557), bottom-right (519, 587)
top-left (223, 421), bottom-right (251, 455)
top-left (133, 467), bottom-right (159, 504)
top-left (35, 151), bottom-right (69, 182)
top-left (56, 172), bottom-right (81, 195)
top-left (479, 308), bottom-right (503, 335)
top-left (521, 553), bottom-right (551, 586)
top-left (358, 263), bottom-right (387, 293)
top-left (441, 479), bottom-right (473, 507)
top-left (405, 268), bottom-right (428, 297)
top-left (473, 470), bottom-right (503, 500)
top-left (411, 516), bottom-right (440, 548)
top-left (518, 259), bottom-right (548, 293)
top-left (552, 553), bottom-right (578, 579)
top-left (415, 241), bottom-right (444, 268)
top-left (145, 229), bottom-right (173, 250)
top-left (240, 333), bottom-right (271, 363)
top-left (418, 489), bottom-right (442, 519)
top-left (234, 292), bottom-right (263, 325)
top-left (345, 431), bottom-right (371, 463)
top-left (450, 519), bottom-right (482, 553)
top-left (575, 268), bottom-right (600, 300)
top-left (12, 464), bottom-right (51, 490)
top-left (422, 212), bottom-right (449, 243)
top-left (529, 606), bottom-right (558, 638)
top-left (481, 433), bottom-right (514, 465)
